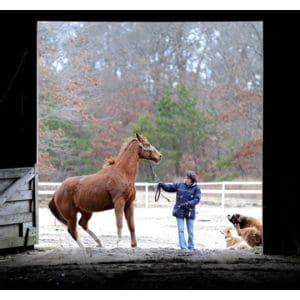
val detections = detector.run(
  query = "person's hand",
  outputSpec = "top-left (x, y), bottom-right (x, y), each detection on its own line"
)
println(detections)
top-left (157, 182), bottom-right (163, 188)
top-left (180, 202), bottom-right (190, 209)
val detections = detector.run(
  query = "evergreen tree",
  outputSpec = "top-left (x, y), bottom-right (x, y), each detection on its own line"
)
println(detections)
top-left (130, 82), bottom-right (218, 180)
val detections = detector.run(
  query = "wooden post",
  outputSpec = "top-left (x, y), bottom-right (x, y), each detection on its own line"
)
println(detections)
top-left (221, 182), bottom-right (225, 209)
top-left (145, 183), bottom-right (149, 209)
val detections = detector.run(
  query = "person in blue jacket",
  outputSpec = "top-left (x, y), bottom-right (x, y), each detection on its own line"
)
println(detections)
top-left (158, 171), bottom-right (201, 250)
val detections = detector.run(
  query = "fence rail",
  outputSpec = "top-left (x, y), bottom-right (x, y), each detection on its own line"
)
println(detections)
top-left (38, 181), bottom-right (262, 209)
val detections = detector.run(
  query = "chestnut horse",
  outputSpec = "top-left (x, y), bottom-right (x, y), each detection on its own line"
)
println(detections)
top-left (48, 133), bottom-right (162, 248)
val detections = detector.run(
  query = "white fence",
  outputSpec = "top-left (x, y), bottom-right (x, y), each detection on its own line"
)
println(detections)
top-left (38, 181), bottom-right (262, 209)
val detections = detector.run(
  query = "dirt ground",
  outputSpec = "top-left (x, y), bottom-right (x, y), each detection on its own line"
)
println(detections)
top-left (1, 206), bottom-right (300, 289)
top-left (37, 204), bottom-right (262, 249)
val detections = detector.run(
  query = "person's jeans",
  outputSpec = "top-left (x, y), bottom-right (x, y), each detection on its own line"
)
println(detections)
top-left (176, 217), bottom-right (195, 250)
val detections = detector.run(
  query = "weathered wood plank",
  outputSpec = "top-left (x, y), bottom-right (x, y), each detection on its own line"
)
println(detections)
top-left (0, 179), bottom-right (15, 193)
top-left (0, 236), bottom-right (36, 249)
top-left (0, 224), bottom-right (19, 239)
top-left (0, 200), bottom-right (31, 216)
top-left (6, 190), bottom-right (33, 202)
top-left (0, 213), bottom-right (32, 226)
top-left (32, 172), bottom-right (39, 242)
top-left (0, 168), bottom-right (34, 206)
top-left (0, 167), bottom-right (33, 179)
top-left (1, 182), bottom-right (31, 192)
top-left (20, 222), bottom-right (34, 237)
top-left (0, 167), bottom-right (38, 250)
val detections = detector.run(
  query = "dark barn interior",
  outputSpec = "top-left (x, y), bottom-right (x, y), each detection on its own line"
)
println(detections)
top-left (0, 12), bottom-right (299, 290)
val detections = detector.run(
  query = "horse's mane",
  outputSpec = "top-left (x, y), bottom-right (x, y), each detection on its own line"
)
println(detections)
top-left (102, 135), bottom-right (148, 168)
top-left (115, 137), bottom-right (136, 156)
top-left (119, 138), bottom-right (137, 152)
top-left (102, 157), bottom-right (116, 168)
top-left (102, 139), bottom-right (136, 169)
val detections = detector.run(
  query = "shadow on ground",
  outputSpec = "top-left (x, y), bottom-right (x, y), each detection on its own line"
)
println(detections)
top-left (0, 246), bottom-right (300, 289)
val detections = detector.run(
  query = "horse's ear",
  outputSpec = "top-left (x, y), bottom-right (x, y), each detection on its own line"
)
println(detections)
top-left (135, 133), bottom-right (142, 142)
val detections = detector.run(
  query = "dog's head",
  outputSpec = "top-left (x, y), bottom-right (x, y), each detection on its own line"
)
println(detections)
top-left (220, 226), bottom-right (235, 239)
top-left (227, 213), bottom-right (243, 225)
top-left (223, 227), bottom-right (234, 238)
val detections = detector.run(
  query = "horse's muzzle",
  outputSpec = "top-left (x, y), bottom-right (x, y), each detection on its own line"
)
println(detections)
top-left (154, 154), bottom-right (162, 164)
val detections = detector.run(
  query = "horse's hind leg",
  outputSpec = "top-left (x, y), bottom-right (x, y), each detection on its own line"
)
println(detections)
top-left (79, 211), bottom-right (103, 247)
top-left (124, 202), bottom-right (137, 248)
top-left (67, 212), bottom-right (84, 248)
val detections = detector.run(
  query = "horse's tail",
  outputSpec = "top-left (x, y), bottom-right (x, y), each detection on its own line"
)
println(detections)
top-left (48, 193), bottom-right (67, 225)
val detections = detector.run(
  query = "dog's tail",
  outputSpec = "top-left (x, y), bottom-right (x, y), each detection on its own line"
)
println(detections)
top-left (48, 193), bottom-right (67, 225)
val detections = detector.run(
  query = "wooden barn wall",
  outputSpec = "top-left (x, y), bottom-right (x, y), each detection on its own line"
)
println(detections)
top-left (0, 167), bottom-right (38, 249)
top-left (0, 13), bottom-right (37, 250)
top-left (0, 14), bottom-right (36, 169)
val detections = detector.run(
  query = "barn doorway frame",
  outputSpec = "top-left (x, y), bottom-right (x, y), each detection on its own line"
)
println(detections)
top-left (0, 11), bottom-right (299, 255)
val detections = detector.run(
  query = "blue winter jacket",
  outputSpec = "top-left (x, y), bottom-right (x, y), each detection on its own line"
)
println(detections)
top-left (159, 182), bottom-right (201, 219)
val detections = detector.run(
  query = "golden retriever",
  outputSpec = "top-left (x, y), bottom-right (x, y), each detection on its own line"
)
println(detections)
top-left (227, 213), bottom-right (263, 247)
top-left (221, 226), bottom-right (251, 250)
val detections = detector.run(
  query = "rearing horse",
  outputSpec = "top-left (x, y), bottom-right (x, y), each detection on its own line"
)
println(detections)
top-left (48, 133), bottom-right (162, 248)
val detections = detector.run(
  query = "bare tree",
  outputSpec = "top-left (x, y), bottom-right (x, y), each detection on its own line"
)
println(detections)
top-left (38, 21), bottom-right (263, 180)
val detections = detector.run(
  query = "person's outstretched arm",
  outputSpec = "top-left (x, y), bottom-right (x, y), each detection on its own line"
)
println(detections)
top-left (158, 182), bottom-right (178, 192)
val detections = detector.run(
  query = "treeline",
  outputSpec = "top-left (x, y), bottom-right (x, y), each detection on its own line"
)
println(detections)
top-left (37, 22), bottom-right (262, 182)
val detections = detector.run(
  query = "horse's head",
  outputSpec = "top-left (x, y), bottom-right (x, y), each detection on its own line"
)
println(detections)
top-left (136, 133), bottom-right (162, 163)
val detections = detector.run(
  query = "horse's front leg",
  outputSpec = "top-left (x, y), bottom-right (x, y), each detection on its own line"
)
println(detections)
top-left (125, 202), bottom-right (137, 248)
top-left (113, 197), bottom-right (125, 247)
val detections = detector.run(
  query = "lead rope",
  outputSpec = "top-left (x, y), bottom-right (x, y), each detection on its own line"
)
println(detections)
top-left (148, 162), bottom-right (171, 203)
